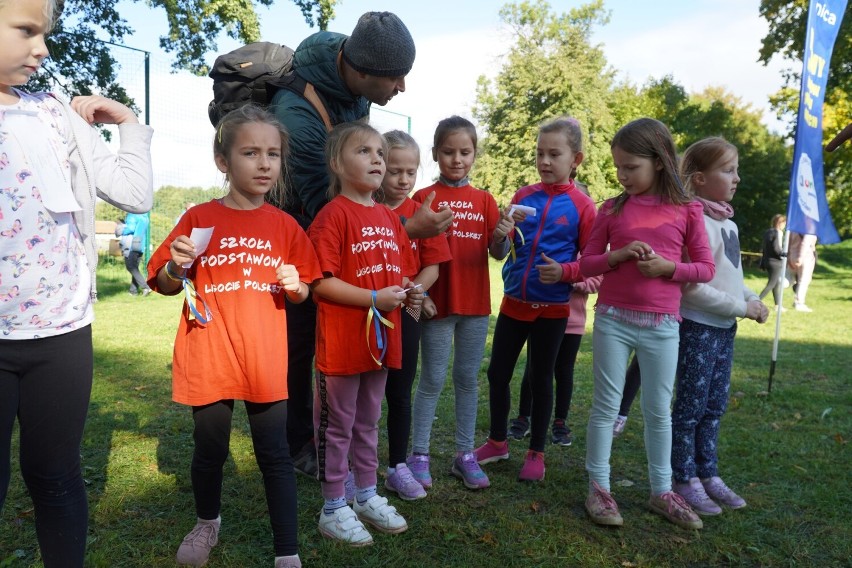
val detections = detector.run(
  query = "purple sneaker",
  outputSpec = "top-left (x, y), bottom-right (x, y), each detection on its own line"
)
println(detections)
top-left (385, 463), bottom-right (427, 501)
top-left (702, 476), bottom-right (747, 509)
top-left (450, 452), bottom-right (490, 490)
top-left (405, 454), bottom-right (432, 489)
top-left (673, 478), bottom-right (722, 516)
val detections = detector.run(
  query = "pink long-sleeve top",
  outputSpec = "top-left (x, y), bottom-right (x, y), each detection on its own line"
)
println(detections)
top-left (580, 195), bottom-right (715, 317)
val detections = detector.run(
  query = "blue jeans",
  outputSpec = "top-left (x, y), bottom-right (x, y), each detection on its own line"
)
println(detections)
top-left (411, 315), bottom-right (488, 454)
top-left (671, 319), bottom-right (736, 482)
top-left (586, 312), bottom-right (679, 494)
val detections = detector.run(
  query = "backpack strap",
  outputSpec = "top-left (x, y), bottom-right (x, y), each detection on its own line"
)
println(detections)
top-left (302, 82), bottom-right (332, 133)
top-left (267, 73), bottom-right (333, 133)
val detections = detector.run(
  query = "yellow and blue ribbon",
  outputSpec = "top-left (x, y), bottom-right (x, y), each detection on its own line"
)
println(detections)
top-left (365, 290), bottom-right (394, 366)
top-left (167, 262), bottom-right (212, 325)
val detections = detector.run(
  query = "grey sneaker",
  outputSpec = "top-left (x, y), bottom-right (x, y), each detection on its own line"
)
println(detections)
top-left (508, 416), bottom-right (530, 440)
top-left (176, 516), bottom-right (220, 566)
top-left (292, 443), bottom-right (317, 478)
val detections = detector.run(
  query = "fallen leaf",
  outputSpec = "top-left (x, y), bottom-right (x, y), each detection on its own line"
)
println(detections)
top-left (480, 532), bottom-right (497, 545)
top-left (834, 433), bottom-right (847, 445)
top-left (793, 465), bottom-right (808, 474)
top-left (771, 422), bottom-right (781, 430)
top-left (733, 391), bottom-right (745, 399)
top-left (794, 412), bottom-right (802, 420)
top-left (621, 561), bottom-right (637, 567)
top-left (530, 501), bottom-right (541, 513)
top-left (615, 479), bottom-right (634, 487)
top-left (820, 407), bottom-right (833, 420)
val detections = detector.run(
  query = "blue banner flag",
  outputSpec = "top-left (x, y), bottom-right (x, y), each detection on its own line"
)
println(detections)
top-left (787, 0), bottom-right (847, 244)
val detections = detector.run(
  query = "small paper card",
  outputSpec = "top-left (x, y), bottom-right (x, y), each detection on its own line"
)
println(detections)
top-left (182, 227), bottom-right (214, 268)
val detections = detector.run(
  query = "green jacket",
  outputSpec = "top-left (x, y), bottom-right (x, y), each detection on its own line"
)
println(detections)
top-left (270, 32), bottom-right (371, 228)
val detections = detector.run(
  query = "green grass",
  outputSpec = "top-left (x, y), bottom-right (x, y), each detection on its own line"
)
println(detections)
top-left (2, 243), bottom-right (851, 567)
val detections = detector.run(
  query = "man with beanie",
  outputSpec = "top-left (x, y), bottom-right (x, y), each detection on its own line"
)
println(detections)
top-left (269, 12), bottom-right (453, 482)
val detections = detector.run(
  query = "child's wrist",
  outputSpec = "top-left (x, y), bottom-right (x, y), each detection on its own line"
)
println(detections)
top-left (165, 261), bottom-right (186, 281)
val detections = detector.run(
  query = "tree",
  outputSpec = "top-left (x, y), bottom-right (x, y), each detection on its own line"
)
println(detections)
top-left (28, 0), bottom-right (337, 107)
top-left (472, 0), bottom-right (618, 206)
top-left (759, 0), bottom-right (851, 238)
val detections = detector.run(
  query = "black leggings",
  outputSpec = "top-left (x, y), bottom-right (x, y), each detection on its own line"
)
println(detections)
top-left (385, 310), bottom-right (421, 467)
top-left (284, 296), bottom-right (316, 456)
top-left (0, 326), bottom-right (93, 568)
top-left (619, 355), bottom-right (642, 417)
top-left (759, 258), bottom-right (785, 306)
top-left (518, 333), bottom-right (582, 422)
top-left (487, 314), bottom-right (567, 452)
top-left (191, 399), bottom-right (297, 556)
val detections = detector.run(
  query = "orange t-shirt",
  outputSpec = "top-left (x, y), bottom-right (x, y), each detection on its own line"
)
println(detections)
top-left (392, 198), bottom-right (453, 273)
top-left (412, 183), bottom-right (500, 318)
top-left (147, 200), bottom-right (322, 406)
top-left (308, 196), bottom-right (416, 375)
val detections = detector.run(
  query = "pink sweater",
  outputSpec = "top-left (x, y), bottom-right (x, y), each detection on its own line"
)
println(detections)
top-left (580, 196), bottom-right (715, 316)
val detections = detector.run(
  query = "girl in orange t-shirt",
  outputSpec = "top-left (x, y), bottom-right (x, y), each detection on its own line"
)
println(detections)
top-left (148, 105), bottom-right (320, 568)
top-left (308, 122), bottom-right (418, 546)
top-left (408, 116), bottom-right (514, 491)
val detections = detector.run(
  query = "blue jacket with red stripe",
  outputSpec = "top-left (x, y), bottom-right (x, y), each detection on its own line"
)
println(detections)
top-left (501, 181), bottom-right (597, 304)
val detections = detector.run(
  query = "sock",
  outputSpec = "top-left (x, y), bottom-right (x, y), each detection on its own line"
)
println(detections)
top-left (356, 485), bottom-right (377, 505)
top-left (323, 497), bottom-right (347, 515)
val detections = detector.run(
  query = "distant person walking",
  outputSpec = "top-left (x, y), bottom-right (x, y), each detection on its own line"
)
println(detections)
top-left (758, 214), bottom-right (786, 309)
top-left (788, 231), bottom-right (817, 312)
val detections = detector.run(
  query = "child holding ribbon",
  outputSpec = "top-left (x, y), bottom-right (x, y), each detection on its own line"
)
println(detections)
top-left (307, 122), bottom-right (419, 546)
top-left (148, 105), bottom-right (321, 568)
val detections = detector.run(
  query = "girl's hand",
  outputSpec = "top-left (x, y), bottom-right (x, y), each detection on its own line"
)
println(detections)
top-left (746, 299), bottom-right (769, 323)
top-left (508, 207), bottom-right (528, 223)
top-left (536, 253), bottom-right (563, 284)
top-left (70, 95), bottom-right (139, 125)
top-left (375, 286), bottom-right (407, 311)
top-left (493, 208), bottom-right (515, 242)
top-left (404, 287), bottom-right (424, 309)
top-left (276, 264), bottom-right (301, 292)
top-left (422, 296), bottom-right (437, 319)
top-left (170, 236), bottom-right (197, 267)
top-left (609, 240), bottom-right (654, 266)
top-left (636, 253), bottom-right (676, 278)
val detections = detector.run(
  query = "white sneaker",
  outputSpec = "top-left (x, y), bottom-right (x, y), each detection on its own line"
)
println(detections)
top-left (318, 506), bottom-right (373, 546)
top-left (353, 494), bottom-right (408, 534)
top-left (794, 302), bottom-right (812, 312)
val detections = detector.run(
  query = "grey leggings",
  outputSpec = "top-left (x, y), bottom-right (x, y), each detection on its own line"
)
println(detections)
top-left (411, 315), bottom-right (489, 454)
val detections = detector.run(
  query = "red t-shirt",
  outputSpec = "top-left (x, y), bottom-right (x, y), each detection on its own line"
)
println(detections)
top-left (392, 198), bottom-right (452, 273)
top-left (308, 196), bottom-right (416, 375)
top-left (412, 183), bottom-right (500, 318)
top-left (147, 200), bottom-right (322, 406)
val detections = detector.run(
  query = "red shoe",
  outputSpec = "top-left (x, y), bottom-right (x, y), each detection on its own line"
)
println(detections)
top-left (474, 438), bottom-right (509, 465)
top-left (518, 450), bottom-right (545, 482)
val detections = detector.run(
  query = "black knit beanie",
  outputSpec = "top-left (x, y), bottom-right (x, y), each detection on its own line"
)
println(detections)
top-left (342, 12), bottom-right (416, 77)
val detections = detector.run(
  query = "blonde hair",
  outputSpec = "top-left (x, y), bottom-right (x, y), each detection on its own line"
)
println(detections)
top-left (325, 122), bottom-right (387, 200)
top-left (680, 137), bottom-right (738, 197)
top-left (212, 104), bottom-right (290, 203)
top-left (375, 129), bottom-right (420, 204)
top-left (0, 0), bottom-right (63, 31)
top-left (771, 214), bottom-right (786, 229)
top-left (609, 118), bottom-right (689, 215)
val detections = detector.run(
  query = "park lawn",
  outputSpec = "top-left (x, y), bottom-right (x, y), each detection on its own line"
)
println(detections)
top-left (1, 242), bottom-right (850, 567)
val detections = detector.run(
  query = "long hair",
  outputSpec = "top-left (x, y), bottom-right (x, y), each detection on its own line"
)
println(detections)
top-left (213, 104), bottom-right (290, 203)
top-left (324, 122), bottom-right (387, 200)
top-left (609, 118), bottom-right (689, 214)
top-left (680, 137), bottom-right (737, 197)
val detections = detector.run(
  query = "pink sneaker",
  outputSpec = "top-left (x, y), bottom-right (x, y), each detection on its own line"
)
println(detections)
top-left (518, 450), bottom-right (545, 482)
top-left (648, 491), bottom-right (703, 530)
top-left (474, 438), bottom-right (509, 465)
top-left (585, 481), bottom-right (623, 526)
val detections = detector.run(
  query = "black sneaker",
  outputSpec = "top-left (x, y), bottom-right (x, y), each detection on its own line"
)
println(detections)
top-left (292, 443), bottom-right (318, 478)
top-left (508, 416), bottom-right (530, 441)
top-left (551, 419), bottom-right (573, 446)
